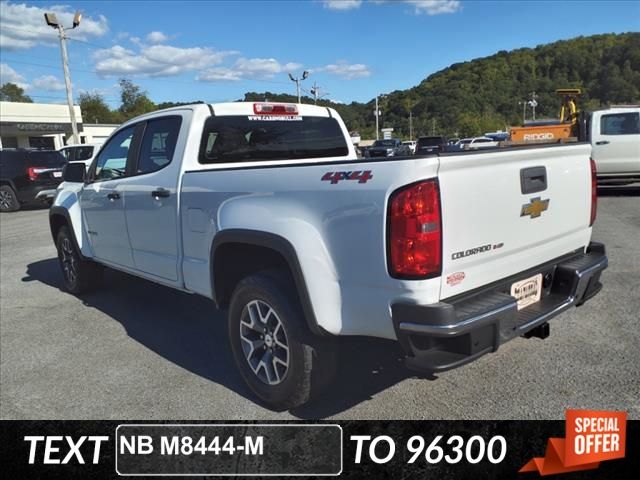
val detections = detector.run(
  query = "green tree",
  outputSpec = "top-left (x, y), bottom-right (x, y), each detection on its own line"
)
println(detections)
top-left (78, 92), bottom-right (114, 124)
top-left (0, 82), bottom-right (33, 102)
top-left (118, 78), bottom-right (155, 119)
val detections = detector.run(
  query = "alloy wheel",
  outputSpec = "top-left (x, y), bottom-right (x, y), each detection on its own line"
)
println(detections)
top-left (60, 237), bottom-right (78, 285)
top-left (0, 190), bottom-right (14, 210)
top-left (239, 300), bottom-right (290, 385)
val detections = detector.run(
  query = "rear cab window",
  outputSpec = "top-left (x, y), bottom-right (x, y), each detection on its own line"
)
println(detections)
top-left (199, 115), bottom-right (348, 164)
top-left (74, 146), bottom-right (95, 161)
top-left (417, 137), bottom-right (444, 147)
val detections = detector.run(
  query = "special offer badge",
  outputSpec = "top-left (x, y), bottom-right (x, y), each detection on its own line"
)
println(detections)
top-left (520, 409), bottom-right (627, 476)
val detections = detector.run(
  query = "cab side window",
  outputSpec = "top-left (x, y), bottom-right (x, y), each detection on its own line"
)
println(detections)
top-left (93, 126), bottom-right (135, 181)
top-left (601, 113), bottom-right (640, 135)
top-left (136, 117), bottom-right (182, 174)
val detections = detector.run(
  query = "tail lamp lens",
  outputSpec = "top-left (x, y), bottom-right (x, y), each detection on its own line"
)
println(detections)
top-left (27, 167), bottom-right (45, 181)
top-left (388, 179), bottom-right (442, 278)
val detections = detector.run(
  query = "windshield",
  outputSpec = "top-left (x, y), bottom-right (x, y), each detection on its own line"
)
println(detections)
top-left (373, 140), bottom-right (395, 147)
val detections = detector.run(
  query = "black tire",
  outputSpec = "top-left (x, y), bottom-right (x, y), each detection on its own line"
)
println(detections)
top-left (0, 185), bottom-right (20, 212)
top-left (56, 226), bottom-right (103, 294)
top-left (228, 270), bottom-right (336, 410)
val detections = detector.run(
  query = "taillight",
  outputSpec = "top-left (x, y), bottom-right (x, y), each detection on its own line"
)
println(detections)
top-left (27, 167), bottom-right (47, 181)
top-left (590, 158), bottom-right (597, 226)
top-left (388, 179), bottom-right (442, 278)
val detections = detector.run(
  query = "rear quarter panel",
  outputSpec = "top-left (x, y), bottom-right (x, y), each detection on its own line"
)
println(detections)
top-left (180, 156), bottom-right (440, 339)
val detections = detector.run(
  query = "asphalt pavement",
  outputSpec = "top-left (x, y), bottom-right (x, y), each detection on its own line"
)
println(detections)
top-left (1, 187), bottom-right (639, 420)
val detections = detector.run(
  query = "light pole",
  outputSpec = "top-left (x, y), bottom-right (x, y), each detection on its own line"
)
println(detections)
top-left (45, 11), bottom-right (81, 145)
top-left (288, 71), bottom-right (309, 104)
top-left (528, 91), bottom-right (538, 121)
top-left (409, 111), bottom-right (413, 141)
top-left (374, 96), bottom-right (380, 140)
top-left (518, 100), bottom-right (527, 124)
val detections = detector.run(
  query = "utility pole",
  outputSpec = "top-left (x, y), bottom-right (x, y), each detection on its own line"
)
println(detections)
top-left (431, 118), bottom-right (436, 136)
top-left (310, 81), bottom-right (329, 105)
top-left (45, 11), bottom-right (82, 145)
top-left (288, 71), bottom-right (309, 104)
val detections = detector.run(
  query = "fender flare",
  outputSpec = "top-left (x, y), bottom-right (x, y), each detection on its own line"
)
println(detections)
top-left (0, 178), bottom-right (18, 191)
top-left (210, 229), bottom-right (326, 336)
top-left (49, 206), bottom-right (88, 260)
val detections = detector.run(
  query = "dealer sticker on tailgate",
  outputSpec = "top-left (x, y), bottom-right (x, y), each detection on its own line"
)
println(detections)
top-left (511, 273), bottom-right (542, 310)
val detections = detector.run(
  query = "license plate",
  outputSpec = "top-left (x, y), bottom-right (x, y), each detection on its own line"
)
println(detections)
top-left (53, 171), bottom-right (62, 178)
top-left (510, 273), bottom-right (542, 310)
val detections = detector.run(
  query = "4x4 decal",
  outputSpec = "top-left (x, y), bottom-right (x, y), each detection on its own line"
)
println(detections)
top-left (321, 170), bottom-right (373, 184)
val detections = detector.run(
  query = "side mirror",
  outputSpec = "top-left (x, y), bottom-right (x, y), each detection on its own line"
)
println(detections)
top-left (63, 162), bottom-right (86, 183)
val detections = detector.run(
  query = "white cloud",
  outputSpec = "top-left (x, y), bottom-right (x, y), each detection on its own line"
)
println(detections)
top-left (93, 44), bottom-right (237, 77)
top-left (31, 74), bottom-right (66, 91)
top-left (322, 0), bottom-right (362, 10)
top-left (0, 63), bottom-right (28, 88)
top-left (405, 0), bottom-right (461, 15)
top-left (316, 62), bottom-right (371, 80)
top-left (146, 31), bottom-right (168, 44)
top-left (0, 1), bottom-right (108, 50)
top-left (197, 58), bottom-right (302, 82)
top-left (322, 0), bottom-right (461, 15)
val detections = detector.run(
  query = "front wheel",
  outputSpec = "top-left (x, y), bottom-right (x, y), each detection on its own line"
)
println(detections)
top-left (228, 270), bottom-right (335, 410)
top-left (56, 226), bottom-right (103, 294)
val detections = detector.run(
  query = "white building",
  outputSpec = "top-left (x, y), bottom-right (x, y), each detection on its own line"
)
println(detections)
top-left (0, 101), bottom-right (118, 149)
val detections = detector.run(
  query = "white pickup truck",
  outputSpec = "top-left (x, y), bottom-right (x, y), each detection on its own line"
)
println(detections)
top-left (51, 102), bottom-right (607, 410)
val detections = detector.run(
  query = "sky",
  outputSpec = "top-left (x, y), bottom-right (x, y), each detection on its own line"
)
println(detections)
top-left (1, 0), bottom-right (639, 107)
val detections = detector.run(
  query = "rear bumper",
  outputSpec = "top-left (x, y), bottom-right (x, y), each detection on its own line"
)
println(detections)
top-left (597, 173), bottom-right (640, 185)
top-left (17, 184), bottom-right (61, 203)
top-left (35, 188), bottom-right (57, 201)
top-left (392, 242), bottom-right (608, 373)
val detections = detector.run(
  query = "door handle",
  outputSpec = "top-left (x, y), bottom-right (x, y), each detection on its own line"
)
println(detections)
top-left (107, 192), bottom-right (120, 200)
top-left (151, 188), bottom-right (170, 199)
top-left (595, 141), bottom-right (610, 145)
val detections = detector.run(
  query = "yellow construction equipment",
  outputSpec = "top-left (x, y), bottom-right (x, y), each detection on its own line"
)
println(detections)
top-left (510, 89), bottom-right (581, 143)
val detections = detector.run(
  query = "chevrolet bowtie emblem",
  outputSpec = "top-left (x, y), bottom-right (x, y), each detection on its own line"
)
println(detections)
top-left (521, 197), bottom-right (550, 218)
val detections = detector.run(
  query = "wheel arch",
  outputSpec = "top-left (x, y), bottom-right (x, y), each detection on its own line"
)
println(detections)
top-left (210, 229), bottom-right (326, 336)
top-left (49, 206), bottom-right (87, 260)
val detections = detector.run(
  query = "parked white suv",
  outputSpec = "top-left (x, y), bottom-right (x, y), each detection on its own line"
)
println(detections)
top-left (457, 137), bottom-right (499, 149)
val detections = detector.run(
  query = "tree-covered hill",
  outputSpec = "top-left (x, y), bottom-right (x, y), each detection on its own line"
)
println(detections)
top-left (247, 32), bottom-right (640, 139)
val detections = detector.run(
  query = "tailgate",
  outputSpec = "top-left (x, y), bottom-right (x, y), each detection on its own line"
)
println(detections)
top-left (437, 144), bottom-right (593, 300)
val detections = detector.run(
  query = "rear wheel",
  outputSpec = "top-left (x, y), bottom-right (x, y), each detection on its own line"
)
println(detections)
top-left (228, 270), bottom-right (335, 410)
top-left (56, 226), bottom-right (102, 294)
top-left (0, 185), bottom-right (20, 212)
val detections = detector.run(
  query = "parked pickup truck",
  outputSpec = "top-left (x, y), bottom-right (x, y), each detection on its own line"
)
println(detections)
top-left (365, 138), bottom-right (410, 157)
top-left (589, 107), bottom-right (640, 185)
top-left (51, 102), bottom-right (608, 410)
